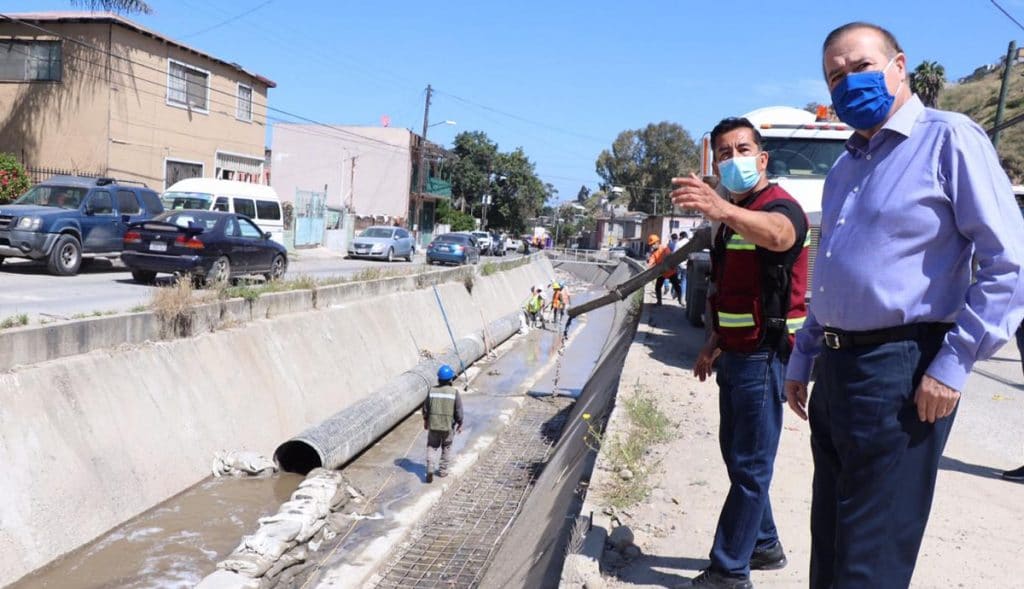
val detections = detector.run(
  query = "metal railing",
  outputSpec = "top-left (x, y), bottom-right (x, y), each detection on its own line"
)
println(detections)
top-left (543, 247), bottom-right (614, 264)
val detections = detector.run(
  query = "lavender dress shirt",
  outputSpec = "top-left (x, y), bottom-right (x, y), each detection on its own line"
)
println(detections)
top-left (786, 95), bottom-right (1024, 391)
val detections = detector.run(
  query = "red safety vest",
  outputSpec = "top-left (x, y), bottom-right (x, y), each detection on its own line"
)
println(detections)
top-left (709, 184), bottom-right (808, 355)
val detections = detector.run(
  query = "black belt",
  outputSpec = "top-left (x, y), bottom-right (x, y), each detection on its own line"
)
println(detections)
top-left (822, 322), bottom-right (953, 350)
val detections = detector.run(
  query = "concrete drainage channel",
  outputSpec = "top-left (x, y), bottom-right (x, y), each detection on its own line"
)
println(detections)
top-left (373, 397), bottom-right (574, 588)
top-left (2, 256), bottom-right (641, 589)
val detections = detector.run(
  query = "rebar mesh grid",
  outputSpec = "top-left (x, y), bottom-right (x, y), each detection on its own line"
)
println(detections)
top-left (374, 397), bottom-right (573, 588)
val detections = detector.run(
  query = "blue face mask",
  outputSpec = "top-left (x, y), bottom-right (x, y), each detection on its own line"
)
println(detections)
top-left (717, 155), bottom-right (761, 194)
top-left (830, 55), bottom-right (902, 130)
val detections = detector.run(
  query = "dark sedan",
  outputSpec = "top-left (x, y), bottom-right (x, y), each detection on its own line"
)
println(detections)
top-left (121, 210), bottom-right (287, 286)
top-left (426, 232), bottom-right (480, 266)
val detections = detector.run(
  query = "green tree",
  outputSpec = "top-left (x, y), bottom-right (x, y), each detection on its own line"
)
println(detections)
top-left (435, 199), bottom-right (475, 231)
top-left (595, 121), bottom-right (699, 214)
top-left (911, 60), bottom-right (946, 107)
top-left (448, 130), bottom-right (552, 233)
top-left (0, 153), bottom-right (31, 204)
top-left (450, 131), bottom-right (498, 213)
top-left (72, 0), bottom-right (152, 13)
top-left (576, 184), bottom-right (590, 203)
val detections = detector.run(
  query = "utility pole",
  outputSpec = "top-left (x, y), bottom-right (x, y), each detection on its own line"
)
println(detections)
top-left (994, 41), bottom-right (1017, 148)
top-left (414, 84), bottom-right (433, 243)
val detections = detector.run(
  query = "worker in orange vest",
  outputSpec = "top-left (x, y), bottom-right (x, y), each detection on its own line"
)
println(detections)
top-left (550, 281), bottom-right (571, 324)
top-left (647, 234), bottom-right (680, 306)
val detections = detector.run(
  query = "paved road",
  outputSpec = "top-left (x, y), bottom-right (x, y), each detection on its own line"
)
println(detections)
top-left (0, 250), bottom-right (518, 322)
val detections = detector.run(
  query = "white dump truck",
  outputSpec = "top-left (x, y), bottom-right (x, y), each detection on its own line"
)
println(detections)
top-left (684, 106), bottom-right (854, 325)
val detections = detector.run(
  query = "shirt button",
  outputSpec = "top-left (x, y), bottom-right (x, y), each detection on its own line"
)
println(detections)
top-left (838, 218), bottom-right (845, 225)
top-left (866, 154), bottom-right (872, 161)
top-left (819, 286), bottom-right (825, 293)
top-left (826, 251), bottom-right (832, 257)
top-left (853, 187), bottom-right (859, 192)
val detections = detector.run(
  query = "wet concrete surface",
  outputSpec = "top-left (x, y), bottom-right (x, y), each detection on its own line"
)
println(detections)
top-left (9, 278), bottom-right (616, 589)
top-left (8, 473), bottom-right (304, 589)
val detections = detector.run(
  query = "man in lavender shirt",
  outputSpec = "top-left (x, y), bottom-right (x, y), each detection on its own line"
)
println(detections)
top-left (784, 22), bottom-right (1024, 588)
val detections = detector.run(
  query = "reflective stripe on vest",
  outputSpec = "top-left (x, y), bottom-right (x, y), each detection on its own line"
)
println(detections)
top-left (717, 311), bottom-right (756, 328)
top-left (787, 316), bottom-right (806, 334)
top-left (726, 234), bottom-right (756, 251)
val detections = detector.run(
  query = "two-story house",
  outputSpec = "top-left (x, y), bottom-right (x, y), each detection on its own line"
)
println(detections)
top-left (0, 12), bottom-right (274, 189)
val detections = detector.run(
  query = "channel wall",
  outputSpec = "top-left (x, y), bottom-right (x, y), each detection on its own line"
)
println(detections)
top-left (0, 255), bottom-right (555, 588)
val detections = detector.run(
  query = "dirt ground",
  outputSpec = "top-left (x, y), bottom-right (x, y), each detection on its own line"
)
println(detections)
top-left (588, 284), bottom-right (1024, 588)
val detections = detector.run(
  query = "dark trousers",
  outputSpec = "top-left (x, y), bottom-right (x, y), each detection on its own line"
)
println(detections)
top-left (655, 274), bottom-right (681, 305)
top-left (426, 429), bottom-right (454, 474)
top-left (710, 350), bottom-right (785, 577)
top-left (808, 334), bottom-right (954, 588)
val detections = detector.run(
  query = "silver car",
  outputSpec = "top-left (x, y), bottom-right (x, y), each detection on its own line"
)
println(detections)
top-left (347, 226), bottom-right (415, 262)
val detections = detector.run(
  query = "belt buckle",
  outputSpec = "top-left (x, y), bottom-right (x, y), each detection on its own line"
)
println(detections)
top-left (824, 331), bottom-right (841, 350)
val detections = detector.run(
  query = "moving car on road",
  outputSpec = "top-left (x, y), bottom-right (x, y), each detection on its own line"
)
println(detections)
top-left (347, 226), bottom-right (415, 262)
top-left (426, 232), bottom-right (480, 266)
top-left (0, 176), bottom-right (164, 276)
top-left (121, 210), bottom-right (287, 287)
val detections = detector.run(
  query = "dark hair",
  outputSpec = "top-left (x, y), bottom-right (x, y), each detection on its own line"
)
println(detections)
top-left (823, 22), bottom-right (902, 58)
top-left (709, 117), bottom-right (763, 154)
top-left (680, 231), bottom-right (688, 238)
top-left (670, 233), bottom-right (678, 240)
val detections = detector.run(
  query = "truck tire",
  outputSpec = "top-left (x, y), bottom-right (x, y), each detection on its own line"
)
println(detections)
top-left (685, 253), bottom-right (711, 327)
top-left (47, 234), bottom-right (82, 276)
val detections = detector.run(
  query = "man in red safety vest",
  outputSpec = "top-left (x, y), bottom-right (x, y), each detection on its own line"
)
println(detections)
top-left (670, 116), bottom-right (809, 589)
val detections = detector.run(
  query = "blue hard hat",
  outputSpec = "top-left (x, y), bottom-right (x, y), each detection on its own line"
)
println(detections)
top-left (437, 364), bottom-right (456, 382)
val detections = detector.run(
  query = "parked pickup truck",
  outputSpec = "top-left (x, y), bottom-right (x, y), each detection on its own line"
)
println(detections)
top-left (0, 175), bottom-right (164, 275)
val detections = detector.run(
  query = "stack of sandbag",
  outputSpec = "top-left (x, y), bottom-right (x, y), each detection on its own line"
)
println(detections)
top-left (212, 451), bottom-right (278, 477)
top-left (196, 468), bottom-right (355, 588)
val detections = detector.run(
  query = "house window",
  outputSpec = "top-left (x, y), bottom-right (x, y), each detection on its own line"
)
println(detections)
top-left (167, 60), bottom-right (209, 112)
top-left (165, 159), bottom-right (203, 189)
top-left (0, 40), bottom-right (61, 81)
top-left (236, 83), bottom-right (252, 122)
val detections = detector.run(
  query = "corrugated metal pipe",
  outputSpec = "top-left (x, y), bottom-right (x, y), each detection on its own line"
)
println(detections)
top-left (274, 311), bottom-right (523, 474)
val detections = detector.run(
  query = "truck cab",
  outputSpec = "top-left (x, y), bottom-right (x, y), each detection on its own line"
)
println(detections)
top-left (685, 106), bottom-right (853, 325)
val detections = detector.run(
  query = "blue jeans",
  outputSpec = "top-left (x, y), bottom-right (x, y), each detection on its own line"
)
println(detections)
top-left (1016, 320), bottom-right (1024, 375)
top-left (710, 350), bottom-right (785, 577)
top-left (808, 334), bottom-right (953, 589)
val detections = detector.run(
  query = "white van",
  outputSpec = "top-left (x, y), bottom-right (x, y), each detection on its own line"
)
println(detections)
top-left (161, 178), bottom-right (284, 245)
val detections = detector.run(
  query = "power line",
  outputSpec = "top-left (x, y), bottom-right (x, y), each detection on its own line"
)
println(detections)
top-left (990, 0), bottom-right (1024, 33)
top-left (432, 88), bottom-right (606, 146)
top-left (180, 0), bottom-right (277, 39)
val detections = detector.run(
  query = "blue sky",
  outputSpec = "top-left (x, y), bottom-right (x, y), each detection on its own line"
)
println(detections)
top-left (7, 0), bottom-right (1024, 202)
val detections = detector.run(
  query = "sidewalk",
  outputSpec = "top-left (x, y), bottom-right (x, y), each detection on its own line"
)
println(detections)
top-left (579, 284), bottom-right (1024, 588)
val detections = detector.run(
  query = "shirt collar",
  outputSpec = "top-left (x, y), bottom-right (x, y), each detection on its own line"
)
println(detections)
top-left (845, 94), bottom-right (924, 156)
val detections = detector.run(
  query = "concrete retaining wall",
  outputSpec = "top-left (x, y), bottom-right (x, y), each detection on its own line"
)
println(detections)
top-left (0, 256), bottom-right (554, 587)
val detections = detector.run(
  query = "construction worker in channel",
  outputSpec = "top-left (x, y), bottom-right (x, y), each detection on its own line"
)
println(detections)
top-left (523, 286), bottom-right (547, 329)
top-left (647, 234), bottom-right (681, 306)
top-left (422, 364), bottom-right (463, 483)
top-left (550, 281), bottom-right (571, 324)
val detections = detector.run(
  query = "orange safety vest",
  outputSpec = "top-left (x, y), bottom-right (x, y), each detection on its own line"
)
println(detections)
top-left (709, 184), bottom-right (808, 356)
top-left (647, 245), bottom-right (677, 279)
top-left (552, 290), bottom-right (568, 309)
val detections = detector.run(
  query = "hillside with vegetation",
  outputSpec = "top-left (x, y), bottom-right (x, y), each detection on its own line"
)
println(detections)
top-left (939, 63), bottom-right (1024, 183)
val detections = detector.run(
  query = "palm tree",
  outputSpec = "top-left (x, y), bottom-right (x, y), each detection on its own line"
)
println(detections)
top-left (71, 0), bottom-right (152, 14)
top-left (911, 61), bottom-right (946, 107)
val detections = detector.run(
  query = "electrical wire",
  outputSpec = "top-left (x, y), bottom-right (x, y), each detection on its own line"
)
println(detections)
top-left (990, 0), bottom-right (1024, 33)
top-left (179, 0), bottom-right (277, 39)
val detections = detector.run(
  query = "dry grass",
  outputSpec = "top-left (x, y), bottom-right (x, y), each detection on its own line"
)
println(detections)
top-left (0, 313), bottom-right (29, 329)
top-left (588, 385), bottom-right (673, 508)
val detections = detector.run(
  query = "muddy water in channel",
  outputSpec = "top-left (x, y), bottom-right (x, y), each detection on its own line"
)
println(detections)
top-left (10, 473), bottom-right (303, 589)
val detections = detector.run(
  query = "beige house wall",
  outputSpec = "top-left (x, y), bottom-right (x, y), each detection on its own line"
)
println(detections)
top-left (0, 17), bottom-right (270, 190)
top-left (106, 26), bottom-right (268, 188)
top-left (0, 21), bottom-right (112, 174)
